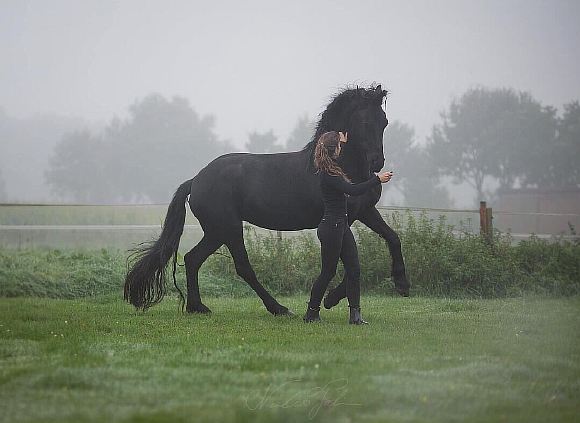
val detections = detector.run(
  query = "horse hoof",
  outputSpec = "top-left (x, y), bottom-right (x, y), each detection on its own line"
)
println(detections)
top-left (269, 304), bottom-right (293, 316)
top-left (188, 304), bottom-right (212, 314)
top-left (395, 287), bottom-right (410, 297)
top-left (303, 307), bottom-right (321, 323)
top-left (349, 319), bottom-right (369, 325)
top-left (394, 276), bottom-right (410, 297)
top-left (275, 307), bottom-right (294, 316)
top-left (323, 291), bottom-right (341, 309)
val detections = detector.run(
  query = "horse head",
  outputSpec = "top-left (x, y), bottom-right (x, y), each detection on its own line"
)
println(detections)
top-left (314, 84), bottom-right (389, 173)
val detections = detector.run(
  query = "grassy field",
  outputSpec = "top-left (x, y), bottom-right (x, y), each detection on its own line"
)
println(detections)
top-left (0, 295), bottom-right (578, 423)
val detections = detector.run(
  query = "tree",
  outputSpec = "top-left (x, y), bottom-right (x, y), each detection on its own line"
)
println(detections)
top-left (428, 87), bottom-right (557, 203)
top-left (382, 121), bottom-right (453, 208)
top-left (111, 94), bottom-right (223, 202)
top-left (398, 152), bottom-right (454, 208)
top-left (46, 94), bottom-right (224, 203)
top-left (382, 121), bottom-right (416, 194)
top-left (45, 131), bottom-right (111, 202)
top-left (0, 108), bottom-right (84, 202)
top-left (286, 115), bottom-right (314, 151)
top-left (520, 101), bottom-right (580, 189)
top-left (245, 129), bottom-right (283, 153)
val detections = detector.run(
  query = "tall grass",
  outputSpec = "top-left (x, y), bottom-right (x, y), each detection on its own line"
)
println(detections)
top-left (1, 212), bottom-right (579, 299)
top-left (0, 249), bottom-right (124, 298)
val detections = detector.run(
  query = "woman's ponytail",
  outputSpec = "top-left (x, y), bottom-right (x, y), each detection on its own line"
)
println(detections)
top-left (314, 131), bottom-right (350, 181)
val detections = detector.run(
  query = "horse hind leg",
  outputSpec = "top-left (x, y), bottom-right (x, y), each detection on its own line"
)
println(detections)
top-left (184, 235), bottom-right (222, 313)
top-left (226, 234), bottom-right (293, 316)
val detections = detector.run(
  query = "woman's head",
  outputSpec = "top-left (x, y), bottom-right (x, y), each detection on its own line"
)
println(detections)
top-left (314, 131), bottom-right (350, 180)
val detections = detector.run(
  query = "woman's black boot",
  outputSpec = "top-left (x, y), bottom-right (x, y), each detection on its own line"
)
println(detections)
top-left (349, 305), bottom-right (368, 325)
top-left (303, 305), bottom-right (321, 323)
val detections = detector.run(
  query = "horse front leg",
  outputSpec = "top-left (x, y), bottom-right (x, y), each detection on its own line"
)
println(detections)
top-left (323, 272), bottom-right (348, 309)
top-left (357, 206), bottom-right (410, 296)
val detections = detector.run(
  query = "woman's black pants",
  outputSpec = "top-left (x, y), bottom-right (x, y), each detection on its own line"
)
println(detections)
top-left (308, 216), bottom-right (361, 309)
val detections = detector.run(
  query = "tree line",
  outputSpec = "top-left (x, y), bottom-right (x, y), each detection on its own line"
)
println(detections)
top-left (428, 88), bottom-right (579, 202)
top-left (39, 88), bottom-right (580, 205)
top-left (383, 87), bottom-right (579, 207)
top-left (44, 95), bottom-right (317, 203)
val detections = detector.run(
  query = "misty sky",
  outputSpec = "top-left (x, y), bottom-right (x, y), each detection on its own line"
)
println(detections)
top-left (2, 0), bottom-right (580, 147)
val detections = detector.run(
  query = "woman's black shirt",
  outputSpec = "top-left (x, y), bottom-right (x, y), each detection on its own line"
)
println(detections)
top-left (319, 171), bottom-right (380, 219)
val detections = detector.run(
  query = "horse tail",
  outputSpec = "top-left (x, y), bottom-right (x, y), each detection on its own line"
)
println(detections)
top-left (124, 179), bottom-right (193, 310)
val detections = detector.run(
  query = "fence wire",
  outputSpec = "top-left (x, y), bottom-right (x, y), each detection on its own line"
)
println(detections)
top-left (0, 203), bottom-right (578, 249)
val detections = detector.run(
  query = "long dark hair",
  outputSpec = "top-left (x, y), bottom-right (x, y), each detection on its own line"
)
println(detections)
top-left (314, 131), bottom-right (350, 181)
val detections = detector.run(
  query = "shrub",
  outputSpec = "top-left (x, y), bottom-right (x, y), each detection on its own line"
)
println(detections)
top-left (513, 235), bottom-right (580, 296)
top-left (0, 249), bottom-right (124, 298)
top-left (204, 226), bottom-right (321, 295)
top-left (1, 213), bottom-right (579, 299)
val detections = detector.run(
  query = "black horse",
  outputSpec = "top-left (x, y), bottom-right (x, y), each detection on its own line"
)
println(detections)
top-left (124, 84), bottom-right (409, 315)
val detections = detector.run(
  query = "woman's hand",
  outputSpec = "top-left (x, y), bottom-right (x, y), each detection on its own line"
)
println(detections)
top-left (377, 171), bottom-right (393, 183)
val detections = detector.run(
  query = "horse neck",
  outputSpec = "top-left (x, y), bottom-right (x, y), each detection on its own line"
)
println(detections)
top-left (341, 150), bottom-right (371, 182)
top-left (308, 104), bottom-right (371, 180)
top-left (302, 140), bottom-right (370, 182)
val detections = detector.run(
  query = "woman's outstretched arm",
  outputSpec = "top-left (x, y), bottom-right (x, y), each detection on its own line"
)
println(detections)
top-left (322, 173), bottom-right (381, 196)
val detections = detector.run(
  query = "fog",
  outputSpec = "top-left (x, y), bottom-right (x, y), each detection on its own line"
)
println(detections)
top-left (1, 0), bottom-right (579, 207)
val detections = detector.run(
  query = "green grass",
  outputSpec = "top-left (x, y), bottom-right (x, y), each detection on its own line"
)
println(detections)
top-left (0, 249), bottom-right (257, 300)
top-left (0, 295), bottom-right (578, 423)
top-left (2, 229), bottom-right (580, 300)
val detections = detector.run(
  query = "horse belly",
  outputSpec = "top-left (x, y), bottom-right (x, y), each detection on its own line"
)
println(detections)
top-left (241, 190), bottom-right (322, 231)
top-left (190, 152), bottom-right (323, 231)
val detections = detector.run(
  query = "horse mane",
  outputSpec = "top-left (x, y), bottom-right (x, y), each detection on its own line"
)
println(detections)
top-left (303, 84), bottom-right (388, 170)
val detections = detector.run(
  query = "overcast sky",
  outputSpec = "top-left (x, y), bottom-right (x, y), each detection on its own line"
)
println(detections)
top-left (2, 0), bottom-right (579, 147)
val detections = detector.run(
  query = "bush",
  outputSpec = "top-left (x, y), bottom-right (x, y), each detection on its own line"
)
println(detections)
top-left (209, 211), bottom-right (579, 298)
top-left (1, 213), bottom-right (579, 299)
top-left (204, 226), bottom-right (321, 295)
top-left (513, 235), bottom-right (580, 296)
top-left (0, 249), bottom-right (124, 298)
top-left (379, 212), bottom-right (529, 297)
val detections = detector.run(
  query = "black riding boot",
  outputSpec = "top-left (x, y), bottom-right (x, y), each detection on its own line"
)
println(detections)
top-left (348, 305), bottom-right (368, 325)
top-left (303, 305), bottom-right (321, 323)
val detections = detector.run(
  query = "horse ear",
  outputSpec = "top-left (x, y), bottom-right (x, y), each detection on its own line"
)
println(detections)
top-left (373, 85), bottom-right (388, 104)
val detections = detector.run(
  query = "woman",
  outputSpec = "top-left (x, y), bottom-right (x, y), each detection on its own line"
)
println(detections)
top-left (304, 131), bottom-right (392, 324)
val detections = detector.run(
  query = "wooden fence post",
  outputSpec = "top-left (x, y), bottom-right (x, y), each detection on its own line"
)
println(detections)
top-left (479, 201), bottom-right (493, 243)
top-left (480, 201), bottom-right (487, 237)
top-left (486, 207), bottom-right (493, 243)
